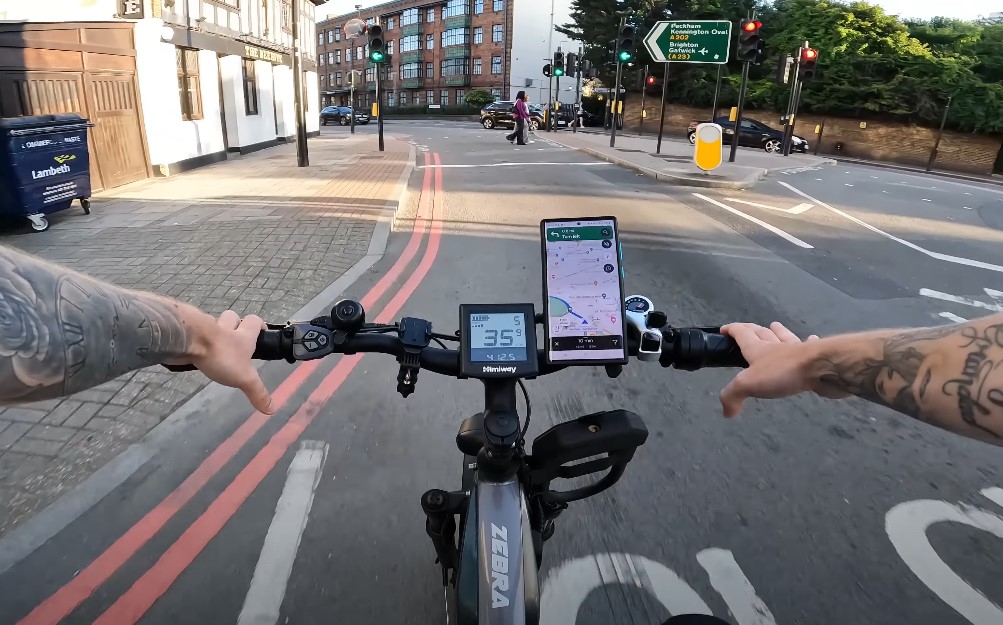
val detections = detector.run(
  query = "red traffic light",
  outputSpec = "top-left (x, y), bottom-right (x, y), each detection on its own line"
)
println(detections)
top-left (742, 20), bottom-right (762, 32)
top-left (802, 48), bottom-right (818, 61)
top-left (646, 75), bottom-right (656, 85)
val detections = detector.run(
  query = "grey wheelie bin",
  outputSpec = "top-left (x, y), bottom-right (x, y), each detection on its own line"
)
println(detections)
top-left (0, 114), bottom-right (94, 232)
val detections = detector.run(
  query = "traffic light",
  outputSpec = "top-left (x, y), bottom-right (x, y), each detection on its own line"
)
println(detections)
top-left (553, 50), bottom-right (565, 76)
top-left (566, 52), bottom-right (578, 77)
top-left (605, 39), bottom-right (616, 65)
top-left (367, 24), bottom-right (386, 63)
top-left (737, 19), bottom-right (762, 63)
top-left (647, 75), bottom-right (657, 86)
top-left (799, 47), bottom-right (818, 80)
top-left (616, 25), bottom-right (635, 63)
top-left (543, 63), bottom-right (552, 78)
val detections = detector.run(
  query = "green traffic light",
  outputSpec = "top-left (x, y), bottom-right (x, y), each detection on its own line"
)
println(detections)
top-left (370, 51), bottom-right (385, 62)
top-left (618, 51), bottom-right (632, 62)
top-left (554, 68), bottom-right (565, 76)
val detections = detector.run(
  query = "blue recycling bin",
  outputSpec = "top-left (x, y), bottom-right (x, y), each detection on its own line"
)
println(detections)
top-left (0, 114), bottom-right (93, 232)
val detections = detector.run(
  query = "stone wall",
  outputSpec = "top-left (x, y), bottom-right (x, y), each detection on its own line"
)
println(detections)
top-left (615, 99), bottom-right (1002, 176)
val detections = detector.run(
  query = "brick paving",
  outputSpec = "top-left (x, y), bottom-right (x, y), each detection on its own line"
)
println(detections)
top-left (0, 132), bottom-right (412, 536)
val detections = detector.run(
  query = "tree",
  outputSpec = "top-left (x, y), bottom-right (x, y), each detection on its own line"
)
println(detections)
top-left (464, 89), bottom-right (495, 108)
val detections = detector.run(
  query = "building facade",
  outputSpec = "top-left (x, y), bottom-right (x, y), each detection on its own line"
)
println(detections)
top-left (317, 0), bottom-right (514, 110)
top-left (0, 0), bottom-right (321, 188)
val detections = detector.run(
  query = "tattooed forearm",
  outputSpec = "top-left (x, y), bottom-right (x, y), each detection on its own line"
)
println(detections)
top-left (812, 315), bottom-right (1003, 445)
top-left (0, 246), bottom-right (205, 403)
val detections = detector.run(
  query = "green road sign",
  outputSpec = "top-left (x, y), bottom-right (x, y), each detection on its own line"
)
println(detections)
top-left (644, 20), bottom-right (732, 64)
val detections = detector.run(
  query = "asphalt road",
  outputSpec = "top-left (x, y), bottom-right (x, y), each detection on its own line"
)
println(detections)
top-left (2, 120), bottom-right (1002, 625)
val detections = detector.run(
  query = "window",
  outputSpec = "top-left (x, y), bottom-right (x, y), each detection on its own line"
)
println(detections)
top-left (328, 73), bottom-right (334, 83)
top-left (491, 88), bottom-right (502, 100)
top-left (356, 46), bottom-right (363, 59)
top-left (441, 27), bottom-right (469, 47)
top-left (387, 40), bottom-right (394, 55)
top-left (494, 0), bottom-right (504, 10)
top-left (387, 17), bottom-right (395, 30)
top-left (327, 52), bottom-right (333, 64)
top-left (473, 27), bottom-right (482, 44)
top-left (400, 91), bottom-right (407, 106)
top-left (387, 91), bottom-right (396, 107)
top-left (473, 58), bottom-right (482, 75)
top-left (335, 50), bottom-right (341, 63)
top-left (441, 57), bottom-right (469, 76)
top-left (400, 62), bottom-right (422, 78)
top-left (320, 74), bottom-right (327, 86)
top-left (444, 0), bottom-right (468, 18)
top-left (365, 67), bottom-right (375, 82)
top-left (427, 90), bottom-right (435, 104)
top-left (242, 59), bottom-right (259, 115)
top-left (319, 32), bottom-right (324, 45)
top-left (441, 89), bottom-right (449, 106)
top-left (456, 89), bottom-right (465, 104)
top-left (335, 28), bottom-right (341, 41)
top-left (474, 0), bottom-right (483, 13)
top-left (426, 61), bottom-right (434, 78)
top-left (346, 47), bottom-right (352, 62)
top-left (280, 0), bottom-right (291, 32)
top-left (426, 34), bottom-right (434, 49)
top-left (491, 55), bottom-right (501, 74)
top-left (492, 24), bottom-right (503, 42)
top-left (427, 8), bottom-right (435, 22)
top-left (336, 71), bottom-right (343, 86)
top-left (319, 55), bottom-right (325, 66)
top-left (401, 35), bottom-right (421, 52)
top-left (176, 48), bottom-right (201, 120)
top-left (364, 44), bottom-right (369, 58)
top-left (366, 17), bottom-right (375, 25)
top-left (401, 8), bottom-right (419, 25)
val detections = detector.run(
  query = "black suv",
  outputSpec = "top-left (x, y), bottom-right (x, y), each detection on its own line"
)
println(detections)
top-left (480, 101), bottom-right (543, 131)
top-left (687, 116), bottom-right (808, 153)
top-left (320, 106), bottom-right (370, 126)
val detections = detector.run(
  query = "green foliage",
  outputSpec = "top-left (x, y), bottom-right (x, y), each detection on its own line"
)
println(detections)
top-left (463, 89), bottom-right (495, 108)
top-left (562, 0), bottom-right (1003, 134)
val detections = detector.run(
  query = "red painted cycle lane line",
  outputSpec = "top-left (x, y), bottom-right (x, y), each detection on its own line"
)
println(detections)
top-left (89, 157), bottom-right (445, 625)
top-left (16, 152), bottom-right (435, 625)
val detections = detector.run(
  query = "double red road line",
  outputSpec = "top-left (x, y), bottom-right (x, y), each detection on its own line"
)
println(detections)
top-left (18, 152), bottom-right (444, 625)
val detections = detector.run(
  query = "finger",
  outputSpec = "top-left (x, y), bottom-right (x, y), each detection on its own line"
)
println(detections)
top-left (241, 373), bottom-right (275, 415)
top-left (218, 310), bottom-right (240, 330)
top-left (753, 325), bottom-right (782, 342)
top-left (720, 372), bottom-right (750, 418)
top-left (769, 321), bottom-right (802, 344)
top-left (720, 323), bottom-right (762, 343)
top-left (236, 314), bottom-right (266, 341)
top-left (807, 334), bottom-right (820, 342)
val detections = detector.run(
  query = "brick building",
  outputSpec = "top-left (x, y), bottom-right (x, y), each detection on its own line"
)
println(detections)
top-left (316, 0), bottom-right (514, 110)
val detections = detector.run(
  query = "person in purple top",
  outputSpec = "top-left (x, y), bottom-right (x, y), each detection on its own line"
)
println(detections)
top-left (506, 90), bottom-right (529, 146)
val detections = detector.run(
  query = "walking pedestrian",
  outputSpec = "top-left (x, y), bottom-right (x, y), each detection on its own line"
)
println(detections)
top-left (506, 91), bottom-right (529, 146)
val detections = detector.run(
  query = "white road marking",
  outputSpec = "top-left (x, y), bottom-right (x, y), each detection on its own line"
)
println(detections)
top-left (886, 498), bottom-right (1003, 625)
top-left (982, 487), bottom-right (1003, 509)
top-left (938, 312), bottom-right (968, 323)
top-left (845, 183), bottom-right (854, 187)
top-left (418, 162), bottom-right (611, 169)
top-left (236, 441), bottom-right (328, 625)
top-left (541, 553), bottom-right (712, 624)
top-left (965, 192), bottom-right (973, 195)
top-left (922, 198), bottom-right (932, 202)
top-left (965, 206), bottom-right (973, 209)
top-left (693, 194), bottom-right (814, 249)
top-left (919, 288), bottom-right (1003, 312)
top-left (779, 181), bottom-right (1003, 273)
top-left (697, 549), bottom-right (778, 625)
top-left (727, 197), bottom-right (813, 215)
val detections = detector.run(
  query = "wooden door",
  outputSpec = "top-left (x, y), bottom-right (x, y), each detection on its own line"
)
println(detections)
top-left (84, 72), bottom-right (147, 189)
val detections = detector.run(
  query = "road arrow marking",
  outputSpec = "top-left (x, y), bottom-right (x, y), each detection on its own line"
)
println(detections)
top-left (727, 198), bottom-right (814, 214)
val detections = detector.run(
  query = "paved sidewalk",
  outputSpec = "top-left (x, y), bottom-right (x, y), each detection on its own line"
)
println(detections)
top-left (0, 132), bottom-right (413, 536)
top-left (543, 130), bottom-right (834, 189)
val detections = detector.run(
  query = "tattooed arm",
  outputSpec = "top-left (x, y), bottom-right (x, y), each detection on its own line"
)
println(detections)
top-left (0, 246), bottom-right (273, 413)
top-left (719, 315), bottom-right (1003, 446)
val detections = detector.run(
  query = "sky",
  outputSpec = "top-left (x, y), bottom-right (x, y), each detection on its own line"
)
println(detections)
top-left (317, 0), bottom-right (1001, 22)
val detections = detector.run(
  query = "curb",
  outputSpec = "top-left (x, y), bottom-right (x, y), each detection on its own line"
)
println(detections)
top-left (0, 139), bottom-right (419, 575)
top-left (834, 157), bottom-right (1003, 187)
top-left (569, 143), bottom-right (763, 190)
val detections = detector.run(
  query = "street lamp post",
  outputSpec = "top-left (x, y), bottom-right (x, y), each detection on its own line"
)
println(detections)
top-left (292, 0), bottom-right (308, 166)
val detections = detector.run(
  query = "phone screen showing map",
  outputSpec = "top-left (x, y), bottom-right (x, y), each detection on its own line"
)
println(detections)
top-left (541, 217), bottom-right (628, 364)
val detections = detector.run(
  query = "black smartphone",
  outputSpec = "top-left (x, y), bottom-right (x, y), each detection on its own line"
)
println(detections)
top-left (540, 217), bottom-right (628, 365)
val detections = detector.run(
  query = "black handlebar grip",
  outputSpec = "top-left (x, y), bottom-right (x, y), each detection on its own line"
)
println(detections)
top-left (252, 329), bottom-right (285, 360)
top-left (669, 328), bottom-right (749, 371)
top-left (702, 332), bottom-right (749, 369)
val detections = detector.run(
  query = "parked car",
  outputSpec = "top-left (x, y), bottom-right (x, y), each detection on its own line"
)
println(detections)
top-left (687, 116), bottom-right (808, 153)
top-left (480, 101), bottom-right (543, 131)
top-left (320, 106), bottom-right (370, 126)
